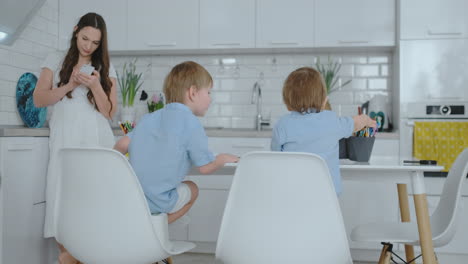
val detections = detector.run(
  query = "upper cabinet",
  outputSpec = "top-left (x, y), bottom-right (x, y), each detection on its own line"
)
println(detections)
top-left (59, 0), bottom-right (397, 52)
top-left (58, 0), bottom-right (127, 51)
top-left (199, 0), bottom-right (255, 49)
top-left (127, 0), bottom-right (199, 50)
top-left (400, 0), bottom-right (468, 40)
top-left (315, 0), bottom-right (395, 47)
top-left (256, 0), bottom-right (314, 48)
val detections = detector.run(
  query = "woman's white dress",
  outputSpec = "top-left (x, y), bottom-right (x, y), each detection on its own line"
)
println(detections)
top-left (42, 52), bottom-right (117, 238)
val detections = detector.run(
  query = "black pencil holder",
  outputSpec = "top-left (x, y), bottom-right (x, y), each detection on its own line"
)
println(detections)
top-left (346, 136), bottom-right (375, 162)
top-left (339, 138), bottom-right (348, 159)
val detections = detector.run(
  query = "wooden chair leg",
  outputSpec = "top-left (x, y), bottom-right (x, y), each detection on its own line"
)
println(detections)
top-left (378, 244), bottom-right (392, 264)
top-left (154, 257), bottom-right (174, 264)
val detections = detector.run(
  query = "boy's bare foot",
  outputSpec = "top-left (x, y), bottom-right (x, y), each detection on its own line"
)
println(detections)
top-left (58, 251), bottom-right (79, 264)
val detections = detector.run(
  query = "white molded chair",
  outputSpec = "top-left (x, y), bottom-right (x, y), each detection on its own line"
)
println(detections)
top-left (56, 147), bottom-right (195, 264)
top-left (215, 151), bottom-right (352, 264)
top-left (351, 148), bottom-right (468, 262)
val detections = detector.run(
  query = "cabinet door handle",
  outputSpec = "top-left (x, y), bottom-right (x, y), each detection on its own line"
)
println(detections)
top-left (211, 43), bottom-right (241, 46)
top-left (147, 42), bottom-right (177, 47)
top-left (270, 41), bottom-right (299, 45)
top-left (427, 30), bottom-right (462, 36)
top-left (7, 144), bottom-right (34, 150)
top-left (338, 40), bottom-right (370, 44)
top-left (33, 201), bottom-right (46, 205)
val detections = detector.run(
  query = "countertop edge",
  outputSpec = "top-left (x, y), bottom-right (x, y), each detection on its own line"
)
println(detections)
top-left (0, 126), bottom-right (400, 139)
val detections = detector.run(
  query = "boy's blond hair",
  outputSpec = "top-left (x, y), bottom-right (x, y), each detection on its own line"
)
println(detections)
top-left (282, 67), bottom-right (327, 112)
top-left (163, 61), bottom-right (213, 104)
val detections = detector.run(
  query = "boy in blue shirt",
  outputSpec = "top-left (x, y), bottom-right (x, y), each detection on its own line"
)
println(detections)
top-left (114, 61), bottom-right (239, 223)
top-left (271, 67), bottom-right (376, 195)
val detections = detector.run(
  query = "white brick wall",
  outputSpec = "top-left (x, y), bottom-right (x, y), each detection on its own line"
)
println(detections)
top-left (0, 0), bottom-right (58, 125)
top-left (112, 51), bottom-right (393, 129)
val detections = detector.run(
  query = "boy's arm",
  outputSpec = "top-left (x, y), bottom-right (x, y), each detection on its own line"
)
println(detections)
top-left (352, 114), bottom-right (377, 132)
top-left (114, 135), bottom-right (130, 155)
top-left (197, 153), bottom-right (239, 175)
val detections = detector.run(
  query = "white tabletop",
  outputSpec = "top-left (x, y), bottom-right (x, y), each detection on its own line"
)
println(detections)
top-left (226, 157), bottom-right (444, 172)
top-left (339, 157), bottom-right (443, 172)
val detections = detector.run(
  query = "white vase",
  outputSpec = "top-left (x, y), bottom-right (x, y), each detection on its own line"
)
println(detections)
top-left (120, 106), bottom-right (136, 123)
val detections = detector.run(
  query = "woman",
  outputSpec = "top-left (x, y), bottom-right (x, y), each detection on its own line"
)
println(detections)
top-left (34, 12), bottom-right (117, 264)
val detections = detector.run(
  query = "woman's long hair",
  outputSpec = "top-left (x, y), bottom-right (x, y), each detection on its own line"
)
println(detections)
top-left (57, 12), bottom-right (113, 116)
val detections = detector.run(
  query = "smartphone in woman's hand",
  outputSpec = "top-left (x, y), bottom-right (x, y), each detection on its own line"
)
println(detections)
top-left (80, 64), bottom-right (95, 75)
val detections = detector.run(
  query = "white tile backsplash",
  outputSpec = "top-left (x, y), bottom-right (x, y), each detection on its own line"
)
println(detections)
top-left (355, 65), bottom-right (380, 77)
top-left (368, 78), bottom-right (388, 90)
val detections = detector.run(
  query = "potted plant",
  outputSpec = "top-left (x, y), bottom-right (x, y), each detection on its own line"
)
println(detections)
top-left (315, 56), bottom-right (351, 110)
top-left (117, 59), bottom-right (144, 121)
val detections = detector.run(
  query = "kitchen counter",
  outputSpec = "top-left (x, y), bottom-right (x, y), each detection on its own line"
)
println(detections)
top-left (0, 125), bottom-right (399, 139)
top-left (0, 125), bottom-right (125, 137)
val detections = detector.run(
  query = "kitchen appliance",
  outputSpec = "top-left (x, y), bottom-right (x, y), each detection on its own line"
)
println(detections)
top-left (399, 39), bottom-right (468, 110)
top-left (400, 102), bottom-right (468, 176)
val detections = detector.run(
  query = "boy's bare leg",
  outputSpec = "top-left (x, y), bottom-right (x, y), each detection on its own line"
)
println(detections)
top-left (167, 181), bottom-right (199, 224)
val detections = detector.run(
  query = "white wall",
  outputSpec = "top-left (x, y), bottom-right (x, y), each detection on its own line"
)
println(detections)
top-left (0, 0), bottom-right (58, 125)
top-left (0, 0), bottom-right (393, 129)
top-left (112, 52), bottom-right (393, 129)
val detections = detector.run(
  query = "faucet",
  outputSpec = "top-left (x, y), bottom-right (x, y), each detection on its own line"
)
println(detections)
top-left (251, 76), bottom-right (270, 131)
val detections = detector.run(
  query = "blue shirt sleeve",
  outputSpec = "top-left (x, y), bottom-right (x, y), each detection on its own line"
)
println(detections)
top-left (271, 121), bottom-right (285, 151)
top-left (337, 116), bottom-right (354, 139)
top-left (187, 123), bottom-right (215, 167)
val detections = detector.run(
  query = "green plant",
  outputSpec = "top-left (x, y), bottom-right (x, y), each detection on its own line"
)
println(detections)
top-left (315, 56), bottom-right (351, 94)
top-left (117, 59), bottom-right (144, 107)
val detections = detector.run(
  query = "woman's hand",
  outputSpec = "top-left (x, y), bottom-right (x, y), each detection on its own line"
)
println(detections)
top-left (66, 69), bottom-right (81, 92)
top-left (76, 70), bottom-right (102, 91)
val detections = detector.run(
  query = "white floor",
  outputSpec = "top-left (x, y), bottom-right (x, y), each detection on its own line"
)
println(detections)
top-left (172, 253), bottom-right (374, 264)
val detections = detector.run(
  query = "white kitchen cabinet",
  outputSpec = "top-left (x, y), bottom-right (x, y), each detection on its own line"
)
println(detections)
top-left (127, 0), bottom-right (199, 51)
top-left (58, 0), bottom-right (127, 51)
top-left (315, 0), bottom-right (395, 47)
top-left (187, 176), bottom-right (233, 242)
top-left (199, 0), bottom-right (255, 49)
top-left (0, 137), bottom-right (53, 264)
top-left (400, 0), bottom-right (468, 40)
top-left (208, 137), bottom-right (271, 157)
top-left (339, 180), bottom-right (400, 250)
top-left (176, 137), bottom-right (270, 252)
top-left (256, 0), bottom-right (315, 48)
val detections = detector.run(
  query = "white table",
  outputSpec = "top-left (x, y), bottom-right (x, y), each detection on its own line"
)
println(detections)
top-left (204, 157), bottom-right (443, 264)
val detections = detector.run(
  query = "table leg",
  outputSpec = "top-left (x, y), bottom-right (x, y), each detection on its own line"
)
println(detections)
top-left (411, 171), bottom-right (437, 264)
top-left (414, 193), bottom-right (437, 264)
top-left (397, 184), bottom-right (415, 263)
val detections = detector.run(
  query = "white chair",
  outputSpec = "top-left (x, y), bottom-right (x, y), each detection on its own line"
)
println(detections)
top-left (55, 147), bottom-right (195, 264)
top-left (351, 148), bottom-right (468, 263)
top-left (215, 151), bottom-right (352, 264)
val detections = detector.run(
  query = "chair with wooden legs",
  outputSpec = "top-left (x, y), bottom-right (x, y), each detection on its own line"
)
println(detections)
top-left (56, 147), bottom-right (195, 264)
top-left (351, 148), bottom-right (468, 264)
top-left (215, 151), bottom-right (353, 264)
